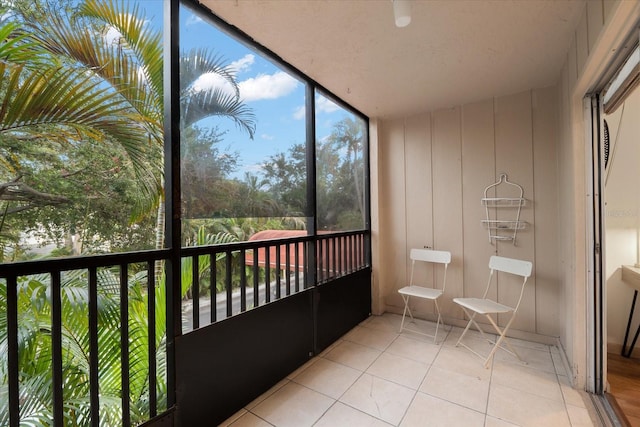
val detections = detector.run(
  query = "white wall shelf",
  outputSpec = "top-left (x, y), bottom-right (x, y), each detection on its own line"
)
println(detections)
top-left (482, 173), bottom-right (528, 245)
top-left (481, 220), bottom-right (528, 230)
top-left (481, 198), bottom-right (526, 207)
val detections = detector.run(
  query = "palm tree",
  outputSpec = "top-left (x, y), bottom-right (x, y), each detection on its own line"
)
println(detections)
top-left (0, 0), bottom-right (257, 424)
top-left (17, 0), bottom-right (256, 279)
top-left (18, 0), bottom-right (256, 244)
top-left (327, 117), bottom-right (365, 220)
top-left (0, 18), bottom-right (158, 216)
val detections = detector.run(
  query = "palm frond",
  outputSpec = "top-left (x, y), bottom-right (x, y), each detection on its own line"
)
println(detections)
top-left (0, 21), bottom-right (44, 66)
top-left (180, 48), bottom-right (238, 96)
top-left (182, 88), bottom-right (256, 139)
top-left (22, 11), bottom-right (162, 131)
top-left (0, 61), bottom-right (162, 215)
top-left (79, 0), bottom-right (164, 105)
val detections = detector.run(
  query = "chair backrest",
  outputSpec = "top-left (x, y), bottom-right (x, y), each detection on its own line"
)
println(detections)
top-left (409, 249), bottom-right (451, 290)
top-left (485, 255), bottom-right (533, 310)
top-left (410, 248), bottom-right (451, 264)
top-left (488, 255), bottom-right (532, 278)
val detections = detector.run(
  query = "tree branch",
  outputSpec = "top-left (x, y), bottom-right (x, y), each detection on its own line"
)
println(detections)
top-left (0, 177), bottom-right (69, 207)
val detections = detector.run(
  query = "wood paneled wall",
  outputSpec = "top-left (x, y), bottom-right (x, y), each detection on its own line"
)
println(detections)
top-left (376, 87), bottom-right (560, 340)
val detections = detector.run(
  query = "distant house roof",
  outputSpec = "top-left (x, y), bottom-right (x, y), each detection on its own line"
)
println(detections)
top-left (245, 229), bottom-right (355, 274)
top-left (245, 230), bottom-right (307, 271)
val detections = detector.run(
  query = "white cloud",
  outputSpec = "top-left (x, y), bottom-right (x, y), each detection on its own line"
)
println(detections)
top-left (261, 134), bottom-right (275, 140)
top-left (104, 26), bottom-right (123, 45)
top-left (230, 54), bottom-right (255, 75)
top-left (191, 73), bottom-right (237, 97)
top-left (103, 14), bottom-right (149, 46)
top-left (293, 106), bottom-right (306, 120)
top-left (243, 163), bottom-right (265, 174)
top-left (293, 95), bottom-right (341, 120)
top-left (239, 72), bottom-right (299, 102)
top-left (186, 14), bottom-right (204, 27)
top-left (316, 96), bottom-right (340, 114)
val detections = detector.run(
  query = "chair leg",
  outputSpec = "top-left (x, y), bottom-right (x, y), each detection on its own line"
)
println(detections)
top-left (455, 311), bottom-right (491, 363)
top-left (400, 295), bottom-right (443, 341)
top-left (484, 314), bottom-right (524, 367)
top-left (456, 308), bottom-right (512, 368)
top-left (456, 307), bottom-right (494, 346)
top-left (400, 295), bottom-right (413, 332)
top-left (434, 299), bottom-right (442, 343)
top-left (456, 309), bottom-right (477, 346)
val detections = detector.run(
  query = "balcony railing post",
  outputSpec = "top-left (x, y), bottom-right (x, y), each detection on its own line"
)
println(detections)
top-left (147, 262), bottom-right (157, 418)
top-left (225, 250), bottom-right (233, 317)
top-left (192, 256), bottom-right (199, 329)
top-left (51, 271), bottom-right (64, 425)
top-left (210, 251), bottom-right (217, 323)
top-left (240, 250), bottom-right (247, 312)
top-left (88, 267), bottom-right (99, 427)
top-left (120, 264), bottom-right (131, 426)
top-left (7, 275), bottom-right (19, 427)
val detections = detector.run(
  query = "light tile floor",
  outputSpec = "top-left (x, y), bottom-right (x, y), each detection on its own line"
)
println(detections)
top-left (220, 313), bottom-right (599, 427)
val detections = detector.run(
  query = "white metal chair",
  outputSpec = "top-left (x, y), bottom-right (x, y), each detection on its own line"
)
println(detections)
top-left (398, 248), bottom-right (451, 342)
top-left (453, 255), bottom-right (533, 368)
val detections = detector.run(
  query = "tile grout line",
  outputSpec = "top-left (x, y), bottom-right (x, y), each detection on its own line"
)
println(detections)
top-left (313, 319), bottom-right (398, 426)
top-left (396, 321), bottom-right (454, 426)
top-left (548, 344), bottom-right (576, 426)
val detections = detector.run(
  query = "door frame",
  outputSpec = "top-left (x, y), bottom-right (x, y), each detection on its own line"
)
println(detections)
top-left (586, 93), bottom-right (605, 395)
top-left (583, 10), bottom-right (639, 402)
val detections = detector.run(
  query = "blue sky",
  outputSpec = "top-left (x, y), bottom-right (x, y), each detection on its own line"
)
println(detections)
top-left (139, 1), bottom-right (349, 180)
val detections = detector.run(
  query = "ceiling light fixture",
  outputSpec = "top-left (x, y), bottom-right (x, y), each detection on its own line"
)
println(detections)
top-left (392, 0), bottom-right (411, 28)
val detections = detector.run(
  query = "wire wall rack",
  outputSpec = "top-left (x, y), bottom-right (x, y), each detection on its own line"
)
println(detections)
top-left (481, 173), bottom-right (528, 245)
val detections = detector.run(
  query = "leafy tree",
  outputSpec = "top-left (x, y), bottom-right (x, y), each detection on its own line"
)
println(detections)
top-left (326, 117), bottom-right (365, 218)
top-left (261, 143), bottom-right (307, 216)
top-left (260, 123), bottom-right (366, 231)
top-left (0, 14), bottom-right (161, 255)
top-left (9, 138), bottom-right (158, 255)
top-left (0, 0), bottom-right (257, 425)
top-left (8, 0), bottom-right (256, 254)
top-left (221, 173), bottom-right (279, 219)
top-left (181, 125), bottom-right (240, 219)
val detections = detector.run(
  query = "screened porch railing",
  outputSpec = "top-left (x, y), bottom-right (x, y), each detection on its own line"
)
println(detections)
top-left (0, 230), bottom-right (368, 427)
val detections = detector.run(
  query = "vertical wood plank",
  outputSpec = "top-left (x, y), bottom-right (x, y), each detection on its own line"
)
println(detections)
top-left (369, 119), bottom-right (383, 314)
top-left (405, 114), bottom-right (433, 252)
top-left (432, 107), bottom-right (464, 318)
top-left (603, 0), bottom-right (617, 23)
top-left (380, 118), bottom-right (408, 309)
top-left (462, 99), bottom-right (498, 310)
top-left (533, 87), bottom-right (561, 337)
top-left (576, 7), bottom-right (589, 73)
top-left (403, 114), bottom-right (436, 316)
top-left (533, 87), bottom-right (561, 336)
top-left (587, 0), bottom-right (604, 53)
top-left (568, 36), bottom-right (578, 91)
top-left (494, 91), bottom-right (536, 332)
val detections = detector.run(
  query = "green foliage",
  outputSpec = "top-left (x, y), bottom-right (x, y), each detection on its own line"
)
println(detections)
top-left (11, 138), bottom-right (158, 254)
top-left (0, 268), bottom-right (168, 425)
top-left (260, 117), bottom-right (366, 231)
top-left (261, 143), bottom-right (307, 216)
top-left (0, 0), bottom-right (258, 257)
top-left (181, 125), bottom-right (241, 219)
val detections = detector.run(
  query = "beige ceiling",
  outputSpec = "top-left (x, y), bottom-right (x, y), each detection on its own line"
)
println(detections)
top-left (200, 0), bottom-right (586, 118)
